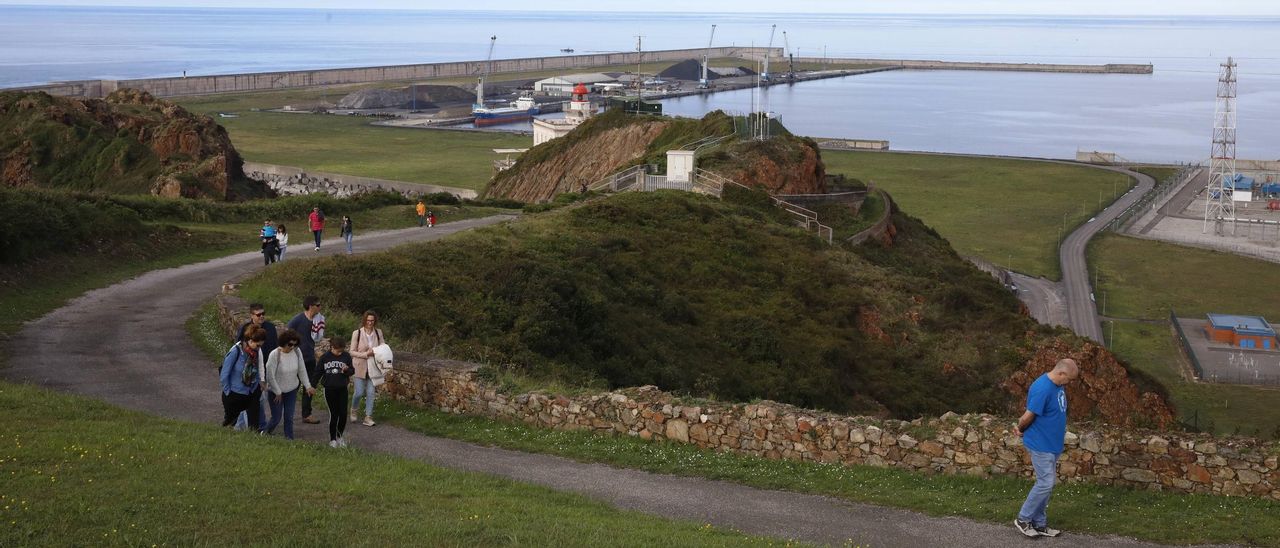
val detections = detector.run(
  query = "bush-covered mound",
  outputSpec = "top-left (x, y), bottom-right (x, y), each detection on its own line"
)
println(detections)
top-left (249, 190), bottom-right (1169, 422)
top-left (0, 89), bottom-right (265, 199)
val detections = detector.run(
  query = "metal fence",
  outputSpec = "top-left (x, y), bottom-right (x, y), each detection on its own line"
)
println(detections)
top-left (1169, 309), bottom-right (1205, 379)
top-left (1108, 163), bottom-right (1201, 233)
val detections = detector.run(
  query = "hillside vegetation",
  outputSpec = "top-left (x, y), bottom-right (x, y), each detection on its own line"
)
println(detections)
top-left (246, 191), bottom-right (1170, 424)
top-left (0, 90), bottom-right (265, 199)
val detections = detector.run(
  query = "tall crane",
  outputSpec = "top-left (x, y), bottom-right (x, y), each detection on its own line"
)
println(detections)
top-left (782, 30), bottom-right (795, 80)
top-left (761, 24), bottom-right (777, 81)
top-left (475, 35), bottom-right (496, 109)
top-left (698, 24), bottom-right (717, 89)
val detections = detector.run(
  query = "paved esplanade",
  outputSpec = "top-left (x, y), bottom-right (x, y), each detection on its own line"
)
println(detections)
top-left (7, 215), bottom-right (1211, 547)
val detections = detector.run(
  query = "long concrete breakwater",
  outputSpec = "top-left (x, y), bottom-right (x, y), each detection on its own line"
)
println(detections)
top-left (11, 48), bottom-right (1152, 100)
top-left (799, 57), bottom-right (1153, 74)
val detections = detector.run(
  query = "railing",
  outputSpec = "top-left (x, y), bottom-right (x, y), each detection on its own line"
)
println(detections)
top-left (1107, 163), bottom-right (1202, 233)
top-left (693, 169), bottom-right (834, 244)
top-left (1170, 309), bottom-right (1204, 379)
top-left (588, 164), bottom-right (650, 193)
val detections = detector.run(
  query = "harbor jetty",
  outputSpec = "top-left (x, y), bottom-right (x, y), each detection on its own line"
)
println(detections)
top-left (10, 48), bottom-right (1151, 99)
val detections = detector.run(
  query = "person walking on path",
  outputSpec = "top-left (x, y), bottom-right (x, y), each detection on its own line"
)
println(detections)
top-left (287, 296), bottom-right (324, 424)
top-left (260, 220), bottom-right (279, 265)
top-left (220, 325), bottom-right (266, 429)
top-left (309, 207), bottom-right (326, 251)
top-left (340, 215), bottom-right (354, 254)
top-left (1013, 358), bottom-right (1079, 538)
top-left (427, 210), bottom-right (436, 228)
top-left (263, 329), bottom-right (314, 440)
top-left (319, 337), bottom-right (355, 447)
top-left (276, 224), bottom-right (289, 262)
top-left (234, 303), bottom-right (277, 432)
top-left (349, 310), bottom-right (385, 427)
top-left (416, 200), bottom-right (427, 227)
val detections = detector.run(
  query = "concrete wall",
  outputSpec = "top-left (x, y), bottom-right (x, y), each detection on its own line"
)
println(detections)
top-left (13, 47), bottom-right (777, 99)
top-left (214, 287), bottom-right (1280, 500)
top-left (803, 57), bottom-right (1153, 74)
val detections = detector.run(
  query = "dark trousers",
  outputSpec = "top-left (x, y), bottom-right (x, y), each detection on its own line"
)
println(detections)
top-left (418, 215), bottom-right (425, 227)
top-left (300, 360), bottom-right (322, 417)
top-left (265, 389), bottom-right (299, 439)
top-left (312, 230), bottom-right (322, 248)
top-left (222, 389), bottom-right (262, 429)
top-left (326, 387), bottom-right (349, 441)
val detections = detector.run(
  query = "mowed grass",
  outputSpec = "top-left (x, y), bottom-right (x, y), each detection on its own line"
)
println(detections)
top-left (1107, 320), bottom-right (1280, 439)
top-left (0, 382), bottom-right (777, 547)
top-left (1089, 233), bottom-right (1280, 321)
top-left (206, 112), bottom-right (527, 192)
top-left (821, 150), bottom-right (1132, 279)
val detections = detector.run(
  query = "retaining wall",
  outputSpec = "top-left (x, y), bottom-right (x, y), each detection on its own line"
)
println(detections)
top-left (13, 47), bottom-right (774, 99)
top-left (804, 57), bottom-right (1153, 74)
top-left (214, 292), bottom-right (1280, 500)
top-left (243, 162), bottom-right (476, 199)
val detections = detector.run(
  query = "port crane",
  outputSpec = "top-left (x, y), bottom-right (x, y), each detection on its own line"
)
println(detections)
top-left (761, 24), bottom-right (777, 81)
top-left (698, 24), bottom-right (717, 89)
top-left (475, 35), bottom-right (496, 109)
top-left (782, 30), bottom-right (796, 81)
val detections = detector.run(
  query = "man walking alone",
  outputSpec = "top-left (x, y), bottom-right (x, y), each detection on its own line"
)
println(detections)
top-left (1014, 358), bottom-right (1079, 538)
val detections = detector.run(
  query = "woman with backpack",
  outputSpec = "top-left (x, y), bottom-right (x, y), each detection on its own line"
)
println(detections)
top-left (220, 325), bottom-right (266, 429)
top-left (348, 309), bottom-right (385, 427)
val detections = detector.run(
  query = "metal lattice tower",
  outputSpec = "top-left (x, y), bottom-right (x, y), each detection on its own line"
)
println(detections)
top-left (1204, 57), bottom-right (1238, 234)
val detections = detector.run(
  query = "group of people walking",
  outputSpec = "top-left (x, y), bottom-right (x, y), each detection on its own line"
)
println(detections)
top-left (218, 297), bottom-right (390, 448)
top-left (260, 201), bottom-right (438, 262)
top-left (259, 220), bottom-right (288, 265)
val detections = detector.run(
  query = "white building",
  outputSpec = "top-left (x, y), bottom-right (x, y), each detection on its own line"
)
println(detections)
top-left (533, 73), bottom-right (616, 95)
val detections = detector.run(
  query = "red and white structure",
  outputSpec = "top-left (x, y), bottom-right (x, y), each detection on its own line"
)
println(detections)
top-left (533, 82), bottom-right (596, 145)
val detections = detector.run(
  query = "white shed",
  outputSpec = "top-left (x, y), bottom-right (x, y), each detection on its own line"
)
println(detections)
top-left (534, 73), bottom-right (616, 95)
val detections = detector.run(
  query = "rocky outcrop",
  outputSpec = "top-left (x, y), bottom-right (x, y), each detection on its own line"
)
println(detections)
top-left (1004, 337), bottom-right (1176, 429)
top-left (336, 84), bottom-right (473, 110)
top-left (486, 119), bottom-right (671, 202)
top-left (704, 137), bottom-right (827, 194)
top-left (0, 89), bottom-right (261, 199)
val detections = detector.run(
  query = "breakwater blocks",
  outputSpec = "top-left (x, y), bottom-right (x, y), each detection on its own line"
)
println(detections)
top-left (244, 161), bottom-right (476, 199)
top-left (213, 292), bottom-right (1280, 500)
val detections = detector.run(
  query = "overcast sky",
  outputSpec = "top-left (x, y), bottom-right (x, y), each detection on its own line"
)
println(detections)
top-left (4, 1), bottom-right (1279, 16)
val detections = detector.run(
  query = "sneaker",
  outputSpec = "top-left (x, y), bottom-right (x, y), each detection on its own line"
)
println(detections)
top-left (1035, 526), bottom-right (1061, 538)
top-left (349, 411), bottom-right (358, 423)
top-left (314, 246), bottom-right (320, 251)
top-left (302, 415), bottom-right (320, 424)
top-left (337, 437), bottom-right (347, 448)
top-left (363, 416), bottom-right (376, 427)
top-left (1014, 519), bottom-right (1040, 538)
top-left (328, 440), bottom-right (338, 448)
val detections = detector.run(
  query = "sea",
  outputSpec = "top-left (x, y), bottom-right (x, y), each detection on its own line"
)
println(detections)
top-left (3, 6), bottom-right (1279, 162)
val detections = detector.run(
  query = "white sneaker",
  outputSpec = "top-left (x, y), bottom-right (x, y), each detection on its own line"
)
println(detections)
top-left (1014, 520), bottom-right (1040, 538)
top-left (363, 416), bottom-right (376, 427)
top-left (314, 246), bottom-right (319, 251)
top-left (1035, 526), bottom-right (1061, 538)
top-left (349, 411), bottom-right (358, 423)
top-left (337, 436), bottom-right (348, 448)
top-left (328, 440), bottom-right (338, 448)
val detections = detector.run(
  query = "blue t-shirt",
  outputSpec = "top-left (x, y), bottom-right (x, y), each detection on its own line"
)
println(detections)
top-left (1023, 373), bottom-right (1068, 455)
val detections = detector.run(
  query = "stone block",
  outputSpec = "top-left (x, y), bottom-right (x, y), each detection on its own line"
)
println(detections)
top-left (1121, 468), bottom-right (1157, 483)
top-left (897, 434), bottom-right (918, 449)
top-left (1237, 469), bottom-right (1262, 485)
top-left (1194, 441), bottom-right (1217, 454)
top-left (1186, 464), bottom-right (1212, 484)
top-left (850, 428), bottom-right (866, 444)
top-left (919, 440), bottom-right (945, 457)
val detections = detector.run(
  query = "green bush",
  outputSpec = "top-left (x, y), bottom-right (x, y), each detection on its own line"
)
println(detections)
top-left (0, 187), bottom-right (147, 263)
top-left (245, 191), bottom-right (1106, 419)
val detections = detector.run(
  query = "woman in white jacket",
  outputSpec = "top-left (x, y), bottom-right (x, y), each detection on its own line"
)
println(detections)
top-left (264, 329), bottom-right (315, 439)
top-left (349, 310), bottom-right (385, 427)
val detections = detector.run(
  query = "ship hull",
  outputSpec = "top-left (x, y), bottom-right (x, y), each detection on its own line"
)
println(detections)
top-left (473, 107), bottom-right (539, 127)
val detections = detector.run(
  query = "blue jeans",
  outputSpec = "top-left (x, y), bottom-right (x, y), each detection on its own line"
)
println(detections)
top-left (265, 389), bottom-right (299, 439)
top-left (277, 245), bottom-right (287, 262)
top-left (1018, 449), bottom-right (1058, 528)
top-left (351, 376), bottom-right (375, 417)
top-left (344, 233), bottom-right (353, 253)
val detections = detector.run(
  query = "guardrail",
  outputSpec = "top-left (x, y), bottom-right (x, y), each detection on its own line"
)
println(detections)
top-left (846, 187), bottom-right (895, 246)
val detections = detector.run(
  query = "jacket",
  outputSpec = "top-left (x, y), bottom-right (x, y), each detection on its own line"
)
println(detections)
top-left (309, 211), bottom-right (325, 232)
top-left (264, 347), bottom-right (312, 394)
top-left (349, 327), bottom-right (384, 379)
top-left (220, 342), bottom-right (263, 396)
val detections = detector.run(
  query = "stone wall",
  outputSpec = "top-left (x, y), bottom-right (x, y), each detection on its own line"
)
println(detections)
top-left (244, 162), bottom-right (476, 199)
top-left (214, 292), bottom-right (1280, 500)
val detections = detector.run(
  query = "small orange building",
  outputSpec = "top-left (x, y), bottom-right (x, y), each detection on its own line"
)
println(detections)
top-left (1204, 314), bottom-right (1278, 350)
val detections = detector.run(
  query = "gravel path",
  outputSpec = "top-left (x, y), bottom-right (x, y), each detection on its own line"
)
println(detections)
top-left (5, 215), bottom-right (1215, 547)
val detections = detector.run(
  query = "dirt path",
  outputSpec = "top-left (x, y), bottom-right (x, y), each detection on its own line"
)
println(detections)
top-left (5, 215), bottom-right (1213, 547)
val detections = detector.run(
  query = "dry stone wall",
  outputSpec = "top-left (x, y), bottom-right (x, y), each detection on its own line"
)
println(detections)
top-left (215, 293), bottom-right (1280, 500)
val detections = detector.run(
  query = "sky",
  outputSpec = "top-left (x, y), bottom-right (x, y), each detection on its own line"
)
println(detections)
top-left (3, 0), bottom-right (1279, 16)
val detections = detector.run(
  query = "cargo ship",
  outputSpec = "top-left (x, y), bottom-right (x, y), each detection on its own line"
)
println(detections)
top-left (472, 95), bottom-right (540, 126)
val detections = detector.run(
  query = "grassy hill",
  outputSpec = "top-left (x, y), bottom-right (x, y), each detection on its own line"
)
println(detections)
top-left (243, 190), bottom-right (1164, 421)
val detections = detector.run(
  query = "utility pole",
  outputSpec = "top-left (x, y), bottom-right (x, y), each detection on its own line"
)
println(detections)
top-left (635, 35), bottom-right (644, 100)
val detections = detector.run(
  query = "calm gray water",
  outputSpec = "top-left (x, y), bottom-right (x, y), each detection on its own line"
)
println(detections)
top-left (3, 6), bottom-right (1279, 161)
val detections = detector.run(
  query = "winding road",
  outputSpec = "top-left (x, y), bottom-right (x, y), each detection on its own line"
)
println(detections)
top-left (5, 215), bottom-right (1212, 547)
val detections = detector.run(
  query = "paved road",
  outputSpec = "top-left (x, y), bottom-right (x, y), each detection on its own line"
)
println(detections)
top-left (5, 215), bottom-right (1218, 547)
top-left (1059, 166), bottom-right (1156, 342)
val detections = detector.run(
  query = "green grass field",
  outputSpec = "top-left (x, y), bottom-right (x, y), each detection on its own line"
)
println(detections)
top-left (1089, 232), bottom-right (1280, 438)
top-left (822, 151), bottom-right (1132, 279)
top-left (1089, 233), bottom-right (1280, 321)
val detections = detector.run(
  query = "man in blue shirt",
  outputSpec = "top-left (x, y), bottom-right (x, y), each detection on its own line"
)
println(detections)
top-left (1014, 358), bottom-right (1079, 538)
